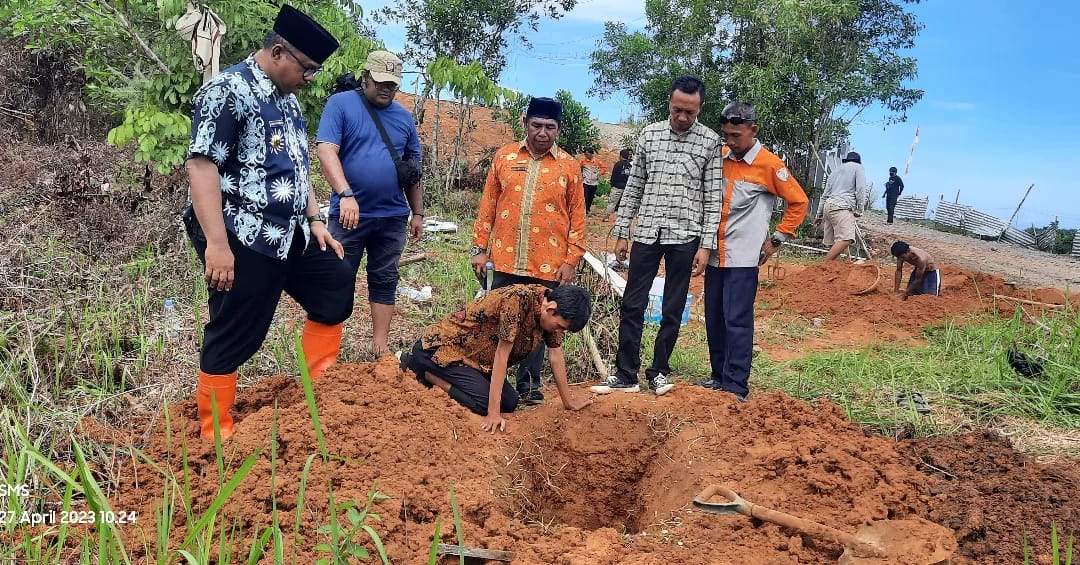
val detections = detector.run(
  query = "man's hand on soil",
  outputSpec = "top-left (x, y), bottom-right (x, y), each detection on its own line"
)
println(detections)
top-left (480, 413), bottom-right (506, 434)
top-left (563, 394), bottom-right (594, 411)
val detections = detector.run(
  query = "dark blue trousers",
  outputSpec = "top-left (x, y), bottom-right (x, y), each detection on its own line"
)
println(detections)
top-left (703, 266), bottom-right (758, 397)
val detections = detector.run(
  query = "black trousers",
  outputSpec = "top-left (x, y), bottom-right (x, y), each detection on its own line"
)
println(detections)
top-left (184, 212), bottom-right (355, 374)
top-left (490, 272), bottom-right (557, 393)
top-left (614, 237), bottom-right (698, 383)
top-left (584, 184), bottom-right (598, 213)
top-left (885, 193), bottom-right (899, 222)
top-left (404, 341), bottom-right (519, 415)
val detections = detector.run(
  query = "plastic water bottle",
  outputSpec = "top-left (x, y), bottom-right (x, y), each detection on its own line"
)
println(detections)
top-left (485, 261), bottom-right (494, 291)
top-left (163, 299), bottom-right (181, 341)
top-left (398, 285), bottom-right (432, 302)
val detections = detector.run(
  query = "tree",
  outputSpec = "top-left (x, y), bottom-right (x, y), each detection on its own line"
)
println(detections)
top-left (493, 91), bottom-right (601, 155)
top-left (373, 0), bottom-right (577, 81)
top-left (590, 0), bottom-right (924, 192)
top-left (3, 0), bottom-right (378, 173)
top-left (426, 57), bottom-right (513, 191)
top-left (374, 0), bottom-right (577, 128)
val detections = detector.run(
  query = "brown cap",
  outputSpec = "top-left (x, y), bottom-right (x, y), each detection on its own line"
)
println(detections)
top-left (364, 50), bottom-right (403, 85)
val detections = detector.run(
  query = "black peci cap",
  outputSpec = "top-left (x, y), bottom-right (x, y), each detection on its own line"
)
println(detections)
top-left (526, 97), bottom-right (562, 122)
top-left (273, 4), bottom-right (340, 64)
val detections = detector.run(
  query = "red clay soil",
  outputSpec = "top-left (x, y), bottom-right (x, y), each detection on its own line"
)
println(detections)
top-left (85, 356), bottom-right (1077, 564)
top-left (394, 92), bottom-right (620, 170)
top-left (757, 261), bottom-right (1076, 336)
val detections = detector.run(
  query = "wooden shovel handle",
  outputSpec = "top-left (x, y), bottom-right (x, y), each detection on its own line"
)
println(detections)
top-left (697, 485), bottom-right (887, 558)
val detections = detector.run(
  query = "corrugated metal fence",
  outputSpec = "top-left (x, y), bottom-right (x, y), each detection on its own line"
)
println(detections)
top-left (894, 196), bottom-right (929, 220)
top-left (1035, 222), bottom-right (1058, 252)
top-left (934, 201), bottom-right (1010, 238)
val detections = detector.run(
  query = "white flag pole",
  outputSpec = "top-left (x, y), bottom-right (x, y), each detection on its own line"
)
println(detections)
top-left (903, 126), bottom-right (919, 175)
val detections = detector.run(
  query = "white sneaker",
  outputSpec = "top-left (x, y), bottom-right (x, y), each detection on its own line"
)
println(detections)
top-left (590, 375), bottom-right (640, 394)
top-left (651, 373), bottom-right (675, 396)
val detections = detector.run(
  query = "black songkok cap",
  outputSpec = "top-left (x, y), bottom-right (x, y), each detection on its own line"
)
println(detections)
top-left (526, 97), bottom-right (563, 123)
top-left (273, 4), bottom-right (340, 64)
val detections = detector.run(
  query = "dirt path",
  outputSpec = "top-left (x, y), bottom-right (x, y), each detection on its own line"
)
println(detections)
top-left (859, 211), bottom-right (1079, 291)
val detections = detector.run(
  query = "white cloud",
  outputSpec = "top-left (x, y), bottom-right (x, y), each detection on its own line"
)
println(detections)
top-left (932, 101), bottom-right (976, 111)
top-left (566, 0), bottom-right (647, 24)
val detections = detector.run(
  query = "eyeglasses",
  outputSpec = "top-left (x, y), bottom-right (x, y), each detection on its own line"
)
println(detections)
top-left (366, 75), bottom-right (400, 92)
top-left (720, 116), bottom-right (755, 125)
top-left (280, 44), bottom-right (322, 80)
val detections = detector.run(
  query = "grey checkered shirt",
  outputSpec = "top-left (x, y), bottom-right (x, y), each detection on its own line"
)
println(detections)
top-left (612, 120), bottom-right (723, 249)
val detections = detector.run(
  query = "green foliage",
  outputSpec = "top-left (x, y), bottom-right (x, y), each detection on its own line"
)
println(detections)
top-left (427, 57), bottom-right (512, 106)
top-left (374, 0), bottom-right (579, 80)
top-left (2, 0), bottom-right (378, 174)
top-left (590, 0), bottom-right (924, 189)
top-left (314, 488), bottom-right (391, 565)
top-left (493, 90), bottom-right (601, 155)
top-left (493, 92), bottom-right (529, 140)
top-left (554, 89), bottom-right (602, 155)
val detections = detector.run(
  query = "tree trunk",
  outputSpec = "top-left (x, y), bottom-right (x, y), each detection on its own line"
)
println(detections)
top-left (445, 100), bottom-right (472, 193)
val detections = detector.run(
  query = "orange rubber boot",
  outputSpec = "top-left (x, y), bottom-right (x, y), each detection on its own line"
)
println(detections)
top-left (301, 320), bottom-right (343, 379)
top-left (197, 370), bottom-right (237, 440)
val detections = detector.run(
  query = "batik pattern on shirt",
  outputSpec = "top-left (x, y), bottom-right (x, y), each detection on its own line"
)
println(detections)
top-left (188, 56), bottom-right (311, 260)
top-left (472, 141), bottom-right (586, 281)
top-left (421, 285), bottom-right (564, 373)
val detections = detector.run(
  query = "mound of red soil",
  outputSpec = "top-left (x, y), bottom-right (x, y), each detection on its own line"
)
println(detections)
top-left (906, 431), bottom-right (1080, 563)
top-left (758, 261), bottom-right (1076, 335)
top-left (89, 357), bottom-right (1073, 563)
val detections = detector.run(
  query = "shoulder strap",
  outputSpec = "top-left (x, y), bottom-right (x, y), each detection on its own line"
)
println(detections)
top-left (356, 91), bottom-right (400, 164)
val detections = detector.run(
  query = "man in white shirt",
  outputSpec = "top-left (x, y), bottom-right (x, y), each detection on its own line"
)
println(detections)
top-left (815, 151), bottom-right (867, 261)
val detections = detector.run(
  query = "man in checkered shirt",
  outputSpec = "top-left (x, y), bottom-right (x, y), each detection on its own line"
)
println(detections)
top-left (591, 75), bottom-right (723, 396)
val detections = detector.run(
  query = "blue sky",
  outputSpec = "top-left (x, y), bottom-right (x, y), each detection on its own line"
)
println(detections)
top-left (366, 0), bottom-right (1080, 230)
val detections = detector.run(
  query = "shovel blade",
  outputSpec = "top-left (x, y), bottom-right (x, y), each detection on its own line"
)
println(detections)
top-left (837, 518), bottom-right (957, 565)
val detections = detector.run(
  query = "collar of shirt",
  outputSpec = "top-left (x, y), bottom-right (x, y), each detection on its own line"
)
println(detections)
top-left (244, 55), bottom-right (280, 98)
top-left (668, 120), bottom-right (702, 138)
top-left (517, 139), bottom-right (561, 160)
top-left (725, 139), bottom-right (763, 165)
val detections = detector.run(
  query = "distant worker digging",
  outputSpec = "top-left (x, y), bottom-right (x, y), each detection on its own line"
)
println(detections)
top-left (891, 240), bottom-right (940, 299)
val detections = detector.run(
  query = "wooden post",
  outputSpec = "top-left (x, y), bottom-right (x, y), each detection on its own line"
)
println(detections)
top-left (1000, 183), bottom-right (1035, 237)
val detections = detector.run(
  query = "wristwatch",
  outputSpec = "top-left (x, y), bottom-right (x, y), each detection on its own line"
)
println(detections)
top-left (470, 245), bottom-right (486, 256)
top-left (770, 236), bottom-right (783, 247)
top-left (307, 212), bottom-right (328, 224)
top-left (338, 188), bottom-right (354, 198)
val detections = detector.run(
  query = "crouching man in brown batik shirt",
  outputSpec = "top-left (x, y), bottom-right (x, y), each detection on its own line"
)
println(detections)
top-left (398, 284), bottom-right (595, 433)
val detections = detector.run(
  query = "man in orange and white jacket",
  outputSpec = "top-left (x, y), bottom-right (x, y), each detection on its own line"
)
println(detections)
top-left (700, 101), bottom-right (808, 401)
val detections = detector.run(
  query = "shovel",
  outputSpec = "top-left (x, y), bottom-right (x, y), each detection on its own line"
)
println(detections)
top-left (693, 485), bottom-right (956, 565)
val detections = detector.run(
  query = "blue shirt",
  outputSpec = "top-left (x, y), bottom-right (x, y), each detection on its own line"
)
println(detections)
top-left (316, 92), bottom-right (421, 218)
top-left (187, 56), bottom-right (312, 261)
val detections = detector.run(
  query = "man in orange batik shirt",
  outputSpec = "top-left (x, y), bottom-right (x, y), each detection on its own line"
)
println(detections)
top-left (470, 96), bottom-right (587, 406)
